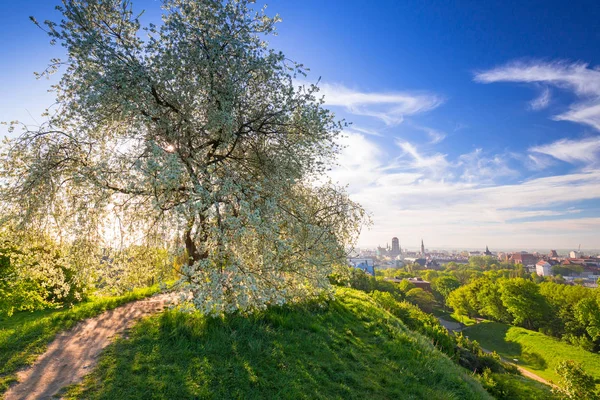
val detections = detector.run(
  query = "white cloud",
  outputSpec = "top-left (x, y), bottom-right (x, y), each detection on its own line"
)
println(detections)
top-left (395, 140), bottom-right (450, 177)
top-left (474, 60), bottom-right (600, 131)
top-left (327, 133), bottom-right (600, 249)
top-left (346, 125), bottom-right (384, 137)
top-left (554, 101), bottom-right (600, 131)
top-left (529, 136), bottom-right (600, 165)
top-left (413, 126), bottom-right (447, 144)
top-left (458, 149), bottom-right (518, 182)
top-left (427, 129), bottom-right (446, 144)
top-left (328, 131), bottom-right (385, 192)
top-left (317, 83), bottom-right (444, 125)
top-left (529, 86), bottom-right (551, 110)
top-left (526, 153), bottom-right (555, 170)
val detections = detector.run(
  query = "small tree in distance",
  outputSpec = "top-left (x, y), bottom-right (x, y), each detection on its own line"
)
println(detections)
top-left (0, 0), bottom-right (367, 314)
top-left (553, 360), bottom-right (599, 400)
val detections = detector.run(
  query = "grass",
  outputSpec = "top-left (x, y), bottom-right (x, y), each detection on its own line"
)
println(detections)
top-left (63, 288), bottom-right (492, 400)
top-left (431, 308), bottom-right (476, 327)
top-left (463, 321), bottom-right (600, 384)
top-left (0, 284), bottom-right (163, 394)
top-left (451, 312), bottom-right (477, 326)
top-left (486, 372), bottom-right (558, 400)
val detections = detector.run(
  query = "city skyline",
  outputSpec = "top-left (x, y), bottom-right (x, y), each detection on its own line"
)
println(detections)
top-left (362, 237), bottom-right (596, 254)
top-left (1, 1), bottom-right (600, 248)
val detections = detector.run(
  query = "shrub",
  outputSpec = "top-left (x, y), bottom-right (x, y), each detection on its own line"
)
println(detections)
top-left (553, 360), bottom-right (600, 400)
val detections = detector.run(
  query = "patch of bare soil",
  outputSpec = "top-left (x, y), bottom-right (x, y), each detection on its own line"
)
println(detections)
top-left (4, 293), bottom-right (177, 400)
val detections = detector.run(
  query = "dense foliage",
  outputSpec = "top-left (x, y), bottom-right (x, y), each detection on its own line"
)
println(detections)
top-left (0, 227), bottom-right (175, 316)
top-left (379, 255), bottom-right (600, 354)
top-left (1, 0), bottom-right (366, 314)
top-left (553, 360), bottom-right (600, 400)
top-left (448, 277), bottom-right (600, 351)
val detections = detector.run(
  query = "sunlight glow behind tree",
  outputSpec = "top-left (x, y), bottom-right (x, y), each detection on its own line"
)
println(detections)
top-left (0, 0), bottom-right (367, 314)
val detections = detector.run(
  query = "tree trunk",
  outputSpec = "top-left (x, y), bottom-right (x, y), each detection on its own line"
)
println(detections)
top-left (184, 215), bottom-right (209, 265)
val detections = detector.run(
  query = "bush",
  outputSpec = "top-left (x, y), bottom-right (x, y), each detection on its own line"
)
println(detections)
top-left (371, 291), bottom-right (455, 356)
top-left (405, 288), bottom-right (436, 313)
top-left (479, 368), bottom-right (555, 400)
top-left (334, 268), bottom-right (404, 301)
top-left (553, 360), bottom-right (600, 400)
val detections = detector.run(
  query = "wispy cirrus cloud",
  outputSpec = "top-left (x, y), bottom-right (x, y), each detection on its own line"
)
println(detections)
top-left (317, 82), bottom-right (444, 125)
top-left (426, 128), bottom-right (447, 144)
top-left (529, 86), bottom-right (551, 110)
top-left (395, 140), bottom-right (450, 177)
top-left (345, 125), bottom-right (384, 137)
top-left (526, 153), bottom-right (556, 170)
top-left (458, 149), bottom-right (518, 183)
top-left (529, 136), bottom-right (600, 166)
top-left (474, 60), bottom-right (600, 131)
top-left (412, 125), bottom-right (447, 144)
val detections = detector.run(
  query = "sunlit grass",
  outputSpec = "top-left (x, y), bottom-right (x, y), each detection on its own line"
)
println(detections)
top-left (464, 321), bottom-right (600, 385)
top-left (487, 372), bottom-right (557, 399)
top-left (63, 288), bottom-right (491, 400)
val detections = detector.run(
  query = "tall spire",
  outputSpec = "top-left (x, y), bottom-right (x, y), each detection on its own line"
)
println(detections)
top-left (421, 239), bottom-right (425, 255)
top-left (485, 245), bottom-right (492, 256)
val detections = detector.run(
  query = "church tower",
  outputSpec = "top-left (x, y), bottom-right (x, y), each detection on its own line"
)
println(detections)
top-left (421, 239), bottom-right (425, 255)
top-left (484, 245), bottom-right (492, 256)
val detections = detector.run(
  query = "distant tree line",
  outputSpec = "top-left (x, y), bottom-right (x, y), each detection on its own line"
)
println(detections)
top-left (374, 255), bottom-right (600, 353)
top-left (447, 277), bottom-right (600, 352)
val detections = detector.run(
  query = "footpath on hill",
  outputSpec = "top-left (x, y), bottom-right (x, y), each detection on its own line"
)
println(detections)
top-left (436, 317), bottom-right (556, 388)
top-left (4, 293), bottom-right (177, 400)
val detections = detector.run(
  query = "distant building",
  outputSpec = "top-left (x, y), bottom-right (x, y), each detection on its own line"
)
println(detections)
top-left (406, 277), bottom-right (432, 292)
top-left (549, 250), bottom-right (559, 259)
top-left (484, 246), bottom-right (492, 256)
top-left (404, 257), bottom-right (426, 267)
top-left (570, 250), bottom-right (582, 258)
top-left (349, 258), bottom-right (375, 276)
top-left (508, 252), bottom-right (538, 267)
top-left (536, 260), bottom-right (552, 277)
top-left (391, 237), bottom-right (401, 258)
top-left (425, 259), bottom-right (441, 270)
top-left (420, 239), bottom-right (425, 255)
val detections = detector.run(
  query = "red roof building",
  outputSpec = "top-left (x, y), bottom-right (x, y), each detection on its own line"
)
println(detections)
top-left (508, 252), bottom-right (538, 266)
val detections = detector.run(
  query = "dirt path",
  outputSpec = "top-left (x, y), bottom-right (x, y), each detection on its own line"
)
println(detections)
top-left (436, 317), bottom-right (556, 388)
top-left (436, 317), bottom-right (464, 332)
top-left (480, 348), bottom-right (557, 388)
top-left (513, 364), bottom-right (555, 387)
top-left (4, 293), bottom-right (178, 400)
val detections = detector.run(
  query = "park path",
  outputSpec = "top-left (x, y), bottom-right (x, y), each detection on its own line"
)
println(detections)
top-left (479, 348), bottom-right (557, 388)
top-left (436, 317), bottom-right (556, 388)
top-left (4, 292), bottom-right (178, 400)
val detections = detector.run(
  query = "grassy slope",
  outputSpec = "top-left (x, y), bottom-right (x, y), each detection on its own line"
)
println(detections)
top-left (464, 321), bottom-right (600, 383)
top-left (64, 288), bottom-right (491, 400)
top-left (0, 285), bottom-right (162, 394)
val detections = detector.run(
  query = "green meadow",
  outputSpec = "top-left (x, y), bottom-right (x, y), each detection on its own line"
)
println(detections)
top-left (464, 321), bottom-right (600, 384)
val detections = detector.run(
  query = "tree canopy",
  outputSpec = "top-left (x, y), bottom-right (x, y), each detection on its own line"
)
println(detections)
top-left (0, 0), bottom-right (366, 314)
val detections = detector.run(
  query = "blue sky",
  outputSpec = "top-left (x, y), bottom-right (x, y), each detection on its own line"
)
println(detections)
top-left (2, 0), bottom-right (600, 251)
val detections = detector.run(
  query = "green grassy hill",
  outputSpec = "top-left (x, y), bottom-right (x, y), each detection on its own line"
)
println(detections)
top-left (463, 321), bottom-right (600, 384)
top-left (64, 288), bottom-right (491, 400)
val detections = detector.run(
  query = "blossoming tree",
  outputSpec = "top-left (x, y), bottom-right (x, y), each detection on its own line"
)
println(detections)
top-left (1, 0), bottom-right (366, 314)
